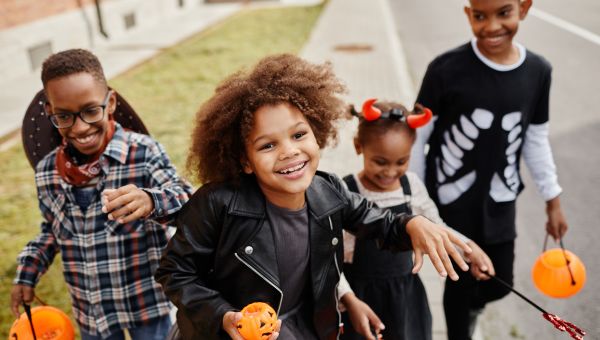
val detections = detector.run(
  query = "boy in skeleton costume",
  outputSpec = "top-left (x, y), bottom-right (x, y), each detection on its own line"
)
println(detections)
top-left (410, 0), bottom-right (569, 339)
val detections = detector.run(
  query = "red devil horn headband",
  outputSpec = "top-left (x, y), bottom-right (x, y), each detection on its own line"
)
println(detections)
top-left (362, 98), bottom-right (381, 121)
top-left (352, 98), bottom-right (433, 128)
top-left (407, 106), bottom-right (433, 129)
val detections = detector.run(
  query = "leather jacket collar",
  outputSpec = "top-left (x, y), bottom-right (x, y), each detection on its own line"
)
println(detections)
top-left (229, 171), bottom-right (346, 221)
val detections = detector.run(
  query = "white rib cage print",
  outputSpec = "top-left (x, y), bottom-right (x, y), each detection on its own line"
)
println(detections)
top-left (434, 108), bottom-right (523, 205)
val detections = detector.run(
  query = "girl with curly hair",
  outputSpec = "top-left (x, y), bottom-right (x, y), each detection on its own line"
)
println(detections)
top-left (155, 54), bottom-right (473, 340)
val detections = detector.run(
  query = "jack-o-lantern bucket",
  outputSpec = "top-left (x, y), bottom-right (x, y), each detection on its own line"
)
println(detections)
top-left (236, 302), bottom-right (278, 340)
top-left (532, 237), bottom-right (586, 299)
top-left (9, 305), bottom-right (75, 340)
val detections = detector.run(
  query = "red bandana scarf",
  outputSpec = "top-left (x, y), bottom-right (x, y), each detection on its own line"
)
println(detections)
top-left (56, 120), bottom-right (116, 186)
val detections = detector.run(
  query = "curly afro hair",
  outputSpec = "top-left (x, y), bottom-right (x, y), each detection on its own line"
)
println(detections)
top-left (41, 49), bottom-right (107, 88)
top-left (188, 53), bottom-right (348, 184)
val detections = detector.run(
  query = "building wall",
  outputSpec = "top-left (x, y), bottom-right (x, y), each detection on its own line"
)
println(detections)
top-left (0, 0), bottom-right (97, 29)
top-left (0, 0), bottom-right (201, 81)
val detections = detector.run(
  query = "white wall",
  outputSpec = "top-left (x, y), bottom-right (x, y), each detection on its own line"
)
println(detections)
top-left (0, 0), bottom-right (203, 81)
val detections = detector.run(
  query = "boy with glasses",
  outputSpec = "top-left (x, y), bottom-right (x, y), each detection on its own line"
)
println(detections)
top-left (10, 49), bottom-right (193, 340)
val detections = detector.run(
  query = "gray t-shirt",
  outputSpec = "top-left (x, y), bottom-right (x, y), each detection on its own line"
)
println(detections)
top-left (266, 201), bottom-right (317, 339)
top-left (266, 201), bottom-right (310, 314)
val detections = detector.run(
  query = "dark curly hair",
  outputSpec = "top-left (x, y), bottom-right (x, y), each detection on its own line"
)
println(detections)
top-left (355, 101), bottom-right (419, 145)
top-left (41, 49), bottom-right (107, 88)
top-left (188, 53), bottom-right (348, 184)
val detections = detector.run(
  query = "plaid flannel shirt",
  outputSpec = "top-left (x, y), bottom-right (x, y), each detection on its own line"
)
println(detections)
top-left (14, 124), bottom-right (193, 337)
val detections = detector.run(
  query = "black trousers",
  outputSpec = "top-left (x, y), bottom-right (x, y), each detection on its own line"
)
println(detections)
top-left (444, 240), bottom-right (515, 340)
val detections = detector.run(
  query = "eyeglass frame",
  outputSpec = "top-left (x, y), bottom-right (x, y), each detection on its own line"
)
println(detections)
top-left (46, 90), bottom-right (113, 129)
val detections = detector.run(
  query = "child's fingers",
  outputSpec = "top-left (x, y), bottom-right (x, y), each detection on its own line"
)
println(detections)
top-left (102, 191), bottom-right (134, 214)
top-left (274, 319), bottom-right (282, 333)
top-left (367, 310), bottom-right (385, 338)
top-left (424, 245), bottom-right (448, 278)
top-left (101, 186), bottom-right (129, 202)
top-left (482, 255), bottom-right (495, 276)
top-left (102, 185), bottom-right (140, 210)
top-left (358, 321), bottom-right (376, 340)
top-left (436, 242), bottom-right (459, 281)
top-left (114, 205), bottom-right (146, 224)
top-left (412, 250), bottom-right (424, 274)
top-left (106, 199), bottom-right (144, 223)
top-left (448, 232), bottom-right (472, 254)
top-left (267, 320), bottom-right (281, 339)
top-left (222, 312), bottom-right (244, 340)
top-left (444, 237), bottom-right (469, 272)
top-left (101, 188), bottom-right (117, 198)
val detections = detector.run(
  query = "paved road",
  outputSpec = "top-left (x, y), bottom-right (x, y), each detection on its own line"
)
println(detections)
top-left (390, 0), bottom-right (600, 338)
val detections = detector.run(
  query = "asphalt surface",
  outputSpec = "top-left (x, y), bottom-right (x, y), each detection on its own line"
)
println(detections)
top-left (389, 0), bottom-right (600, 338)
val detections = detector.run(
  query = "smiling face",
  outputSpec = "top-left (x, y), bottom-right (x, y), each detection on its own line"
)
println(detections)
top-left (243, 103), bottom-right (320, 209)
top-left (464, 0), bottom-right (532, 64)
top-left (355, 128), bottom-right (413, 192)
top-left (45, 72), bottom-right (116, 155)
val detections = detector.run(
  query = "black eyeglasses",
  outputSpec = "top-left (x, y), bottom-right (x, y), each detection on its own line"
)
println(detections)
top-left (47, 91), bottom-right (112, 129)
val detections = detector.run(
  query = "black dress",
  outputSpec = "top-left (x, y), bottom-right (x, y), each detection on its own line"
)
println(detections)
top-left (341, 175), bottom-right (432, 340)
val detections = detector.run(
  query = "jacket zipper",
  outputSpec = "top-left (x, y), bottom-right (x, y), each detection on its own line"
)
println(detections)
top-left (234, 252), bottom-right (284, 316)
top-left (329, 216), bottom-right (342, 340)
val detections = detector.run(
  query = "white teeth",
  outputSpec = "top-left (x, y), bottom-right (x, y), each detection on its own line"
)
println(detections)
top-left (278, 162), bottom-right (305, 174)
top-left (76, 134), bottom-right (95, 144)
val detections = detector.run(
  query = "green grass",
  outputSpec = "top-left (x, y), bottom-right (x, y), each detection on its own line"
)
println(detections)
top-left (0, 3), bottom-right (323, 336)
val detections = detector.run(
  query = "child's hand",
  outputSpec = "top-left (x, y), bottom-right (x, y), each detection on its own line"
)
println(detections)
top-left (407, 216), bottom-right (472, 281)
top-left (546, 197), bottom-right (568, 242)
top-left (465, 241), bottom-right (495, 280)
top-left (101, 185), bottom-right (154, 224)
top-left (342, 292), bottom-right (384, 340)
top-left (10, 284), bottom-right (35, 318)
top-left (223, 311), bottom-right (281, 340)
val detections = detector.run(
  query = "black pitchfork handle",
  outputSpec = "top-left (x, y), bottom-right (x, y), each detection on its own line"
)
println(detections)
top-left (23, 303), bottom-right (37, 340)
top-left (481, 270), bottom-right (548, 314)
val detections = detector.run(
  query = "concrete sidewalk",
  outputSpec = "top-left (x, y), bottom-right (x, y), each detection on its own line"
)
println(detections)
top-left (303, 0), bottom-right (483, 339)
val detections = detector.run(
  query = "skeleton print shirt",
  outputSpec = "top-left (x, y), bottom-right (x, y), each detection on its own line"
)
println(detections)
top-left (413, 39), bottom-right (561, 244)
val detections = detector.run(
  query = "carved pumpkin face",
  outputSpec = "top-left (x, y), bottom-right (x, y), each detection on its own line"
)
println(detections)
top-left (236, 302), bottom-right (278, 340)
top-left (9, 306), bottom-right (75, 340)
top-left (532, 248), bottom-right (586, 298)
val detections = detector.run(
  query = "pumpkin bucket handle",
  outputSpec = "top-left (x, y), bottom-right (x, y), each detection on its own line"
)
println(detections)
top-left (543, 234), bottom-right (576, 286)
top-left (22, 295), bottom-right (47, 340)
top-left (22, 303), bottom-right (37, 340)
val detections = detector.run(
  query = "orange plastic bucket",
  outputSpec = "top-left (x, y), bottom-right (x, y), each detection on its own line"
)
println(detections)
top-left (8, 305), bottom-right (75, 340)
top-left (236, 302), bottom-right (278, 340)
top-left (532, 247), bottom-right (586, 298)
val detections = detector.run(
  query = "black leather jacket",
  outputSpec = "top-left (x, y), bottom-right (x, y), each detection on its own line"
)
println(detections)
top-left (155, 171), bottom-right (415, 340)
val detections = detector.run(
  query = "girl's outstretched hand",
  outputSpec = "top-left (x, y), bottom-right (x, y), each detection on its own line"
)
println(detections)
top-left (465, 240), bottom-right (495, 280)
top-left (407, 216), bottom-right (472, 280)
top-left (223, 311), bottom-right (281, 340)
top-left (342, 292), bottom-right (384, 340)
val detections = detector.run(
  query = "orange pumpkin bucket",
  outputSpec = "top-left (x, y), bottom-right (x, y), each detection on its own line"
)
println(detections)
top-left (236, 302), bottom-right (278, 340)
top-left (9, 305), bottom-right (75, 340)
top-left (532, 236), bottom-right (586, 299)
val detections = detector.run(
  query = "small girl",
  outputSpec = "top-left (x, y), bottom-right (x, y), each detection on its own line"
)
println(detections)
top-left (340, 100), bottom-right (495, 340)
top-left (155, 54), bottom-right (472, 340)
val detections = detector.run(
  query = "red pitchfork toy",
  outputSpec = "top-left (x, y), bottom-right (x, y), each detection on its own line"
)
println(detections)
top-left (482, 270), bottom-right (586, 339)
